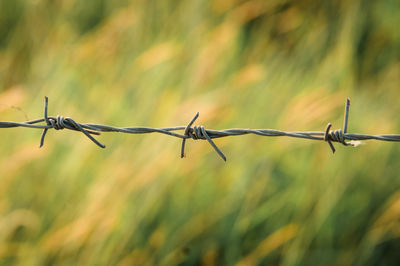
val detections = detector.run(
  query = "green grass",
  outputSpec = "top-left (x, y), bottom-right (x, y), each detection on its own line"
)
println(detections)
top-left (1, 0), bottom-right (400, 265)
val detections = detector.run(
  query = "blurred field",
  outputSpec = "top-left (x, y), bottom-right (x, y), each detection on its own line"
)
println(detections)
top-left (1, 0), bottom-right (400, 265)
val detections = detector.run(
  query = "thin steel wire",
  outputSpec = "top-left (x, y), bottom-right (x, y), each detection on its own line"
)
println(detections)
top-left (1, 97), bottom-right (400, 161)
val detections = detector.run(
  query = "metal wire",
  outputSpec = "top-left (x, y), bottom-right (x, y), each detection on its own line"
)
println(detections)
top-left (1, 97), bottom-right (399, 161)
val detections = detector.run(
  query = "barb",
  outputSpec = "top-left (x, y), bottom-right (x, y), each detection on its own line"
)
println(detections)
top-left (181, 112), bottom-right (226, 161)
top-left (1, 97), bottom-right (400, 161)
top-left (39, 97), bottom-right (104, 148)
top-left (323, 98), bottom-right (353, 153)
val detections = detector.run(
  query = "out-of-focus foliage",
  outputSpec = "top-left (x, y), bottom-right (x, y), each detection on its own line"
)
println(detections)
top-left (0, 0), bottom-right (399, 265)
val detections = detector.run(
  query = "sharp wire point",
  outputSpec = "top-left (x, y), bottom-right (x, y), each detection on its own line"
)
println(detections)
top-left (200, 126), bottom-right (226, 161)
top-left (344, 98), bottom-right (351, 134)
top-left (181, 112), bottom-right (200, 159)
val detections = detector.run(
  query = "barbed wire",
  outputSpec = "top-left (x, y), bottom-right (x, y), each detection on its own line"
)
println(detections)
top-left (1, 97), bottom-right (399, 161)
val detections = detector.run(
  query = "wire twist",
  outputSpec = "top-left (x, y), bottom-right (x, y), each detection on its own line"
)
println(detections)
top-left (1, 97), bottom-right (400, 161)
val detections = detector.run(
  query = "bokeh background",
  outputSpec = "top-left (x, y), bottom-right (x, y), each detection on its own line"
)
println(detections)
top-left (1, 0), bottom-right (400, 265)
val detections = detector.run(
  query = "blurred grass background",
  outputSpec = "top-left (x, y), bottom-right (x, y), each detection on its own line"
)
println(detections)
top-left (0, 0), bottom-right (400, 265)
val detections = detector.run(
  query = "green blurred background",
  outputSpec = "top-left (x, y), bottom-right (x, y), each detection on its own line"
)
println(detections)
top-left (1, 0), bottom-right (400, 265)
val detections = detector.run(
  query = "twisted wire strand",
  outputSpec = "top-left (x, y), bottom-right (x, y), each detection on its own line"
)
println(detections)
top-left (1, 97), bottom-right (400, 161)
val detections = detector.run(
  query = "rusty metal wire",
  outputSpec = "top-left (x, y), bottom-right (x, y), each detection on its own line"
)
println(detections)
top-left (1, 97), bottom-right (400, 161)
